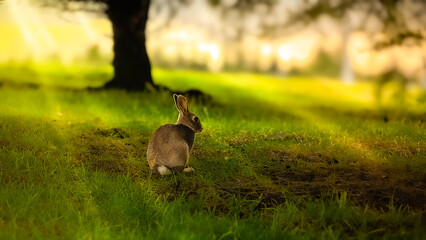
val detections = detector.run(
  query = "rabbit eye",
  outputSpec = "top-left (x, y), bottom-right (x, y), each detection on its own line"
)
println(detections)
top-left (193, 116), bottom-right (199, 122)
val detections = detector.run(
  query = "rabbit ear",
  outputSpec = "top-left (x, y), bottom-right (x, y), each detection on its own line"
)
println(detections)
top-left (173, 94), bottom-right (179, 107)
top-left (174, 94), bottom-right (189, 113)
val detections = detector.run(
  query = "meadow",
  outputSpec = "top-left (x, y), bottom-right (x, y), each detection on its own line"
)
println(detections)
top-left (0, 63), bottom-right (425, 239)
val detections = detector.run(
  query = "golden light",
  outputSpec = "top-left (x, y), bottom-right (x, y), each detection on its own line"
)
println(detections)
top-left (197, 42), bottom-right (209, 52)
top-left (262, 45), bottom-right (272, 56)
top-left (8, 0), bottom-right (42, 58)
top-left (208, 44), bottom-right (220, 61)
top-left (348, 32), bottom-right (393, 76)
top-left (75, 11), bottom-right (96, 42)
top-left (1, 0), bottom-right (424, 83)
top-left (196, 42), bottom-right (220, 61)
top-left (275, 34), bottom-right (319, 72)
top-left (394, 45), bottom-right (424, 79)
top-left (278, 41), bottom-right (311, 61)
top-left (278, 44), bottom-right (293, 61)
top-left (164, 45), bottom-right (177, 55)
top-left (257, 43), bottom-right (275, 71)
top-left (0, 0), bottom-right (113, 64)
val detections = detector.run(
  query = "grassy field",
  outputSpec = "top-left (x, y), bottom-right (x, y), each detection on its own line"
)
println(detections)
top-left (0, 64), bottom-right (425, 239)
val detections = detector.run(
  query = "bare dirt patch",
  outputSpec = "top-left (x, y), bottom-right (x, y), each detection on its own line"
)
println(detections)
top-left (70, 128), bottom-right (149, 176)
top-left (153, 145), bottom-right (424, 214)
top-left (196, 165), bottom-right (425, 214)
top-left (226, 132), bottom-right (307, 147)
top-left (69, 130), bottom-right (425, 212)
top-left (214, 178), bottom-right (287, 215)
top-left (269, 167), bottom-right (425, 209)
top-left (95, 128), bottom-right (130, 139)
top-left (264, 150), bottom-right (426, 210)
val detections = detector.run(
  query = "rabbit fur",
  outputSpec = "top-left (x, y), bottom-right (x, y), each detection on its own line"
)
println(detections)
top-left (147, 94), bottom-right (202, 175)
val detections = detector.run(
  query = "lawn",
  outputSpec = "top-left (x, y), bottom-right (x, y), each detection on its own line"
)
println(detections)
top-left (0, 64), bottom-right (425, 239)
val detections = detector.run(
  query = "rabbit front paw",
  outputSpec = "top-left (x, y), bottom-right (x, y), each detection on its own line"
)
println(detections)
top-left (183, 167), bottom-right (194, 173)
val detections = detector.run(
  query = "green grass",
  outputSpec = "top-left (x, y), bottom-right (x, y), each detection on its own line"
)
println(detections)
top-left (0, 65), bottom-right (425, 239)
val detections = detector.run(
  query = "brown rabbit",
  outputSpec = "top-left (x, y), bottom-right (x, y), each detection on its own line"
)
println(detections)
top-left (147, 94), bottom-right (202, 175)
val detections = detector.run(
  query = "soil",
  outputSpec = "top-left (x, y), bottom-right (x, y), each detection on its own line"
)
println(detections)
top-left (260, 149), bottom-right (425, 210)
top-left (71, 128), bottom-right (426, 212)
top-left (71, 128), bottom-right (148, 177)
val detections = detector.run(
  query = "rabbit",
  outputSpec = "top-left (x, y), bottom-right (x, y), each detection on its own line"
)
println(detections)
top-left (147, 94), bottom-right (202, 175)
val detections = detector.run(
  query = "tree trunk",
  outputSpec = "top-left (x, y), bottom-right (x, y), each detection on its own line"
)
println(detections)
top-left (340, 30), bottom-right (354, 84)
top-left (104, 0), bottom-right (154, 90)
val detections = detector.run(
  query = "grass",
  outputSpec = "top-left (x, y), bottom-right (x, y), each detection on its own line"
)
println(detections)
top-left (0, 64), bottom-right (425, 239)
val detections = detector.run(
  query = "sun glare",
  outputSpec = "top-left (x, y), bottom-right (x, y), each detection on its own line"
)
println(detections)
top-left (208, 44), bottom-right (220, 61)
top-left (1, 0), bottom-right (113, 64)
top-left (8, 0), bottom-right (42, 58)
top-left (278, 45), bottom-right (293, 61)
top-left (262, 45), bottom-right (272, 56)
top-left (76, 11), bottom-right (96, 42)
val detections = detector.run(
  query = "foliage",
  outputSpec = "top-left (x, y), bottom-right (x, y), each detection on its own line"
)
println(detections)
top-left (286, 0), bottom-right (426, 49)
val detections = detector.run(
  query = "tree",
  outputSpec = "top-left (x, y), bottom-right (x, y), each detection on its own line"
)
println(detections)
top-left (103, 0), bottom-right (153, 90)
top-left (49, 0), bottom-right (155, 91)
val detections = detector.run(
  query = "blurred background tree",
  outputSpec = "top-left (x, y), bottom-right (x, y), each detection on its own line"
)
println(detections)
top-left (149, 0), bottom-right (425, 85)
top-left (1, 0), bottom-right (425, 90)
top-left (283, 0), bottom-right (426, 84)
top-left (38, 0), bottom-right (155, 91)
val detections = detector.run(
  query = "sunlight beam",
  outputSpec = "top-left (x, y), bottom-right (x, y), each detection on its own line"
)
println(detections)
top-left (8, 0), bottom-right (42, 58)
top-left (75, 11), bottom-right (96, 42)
